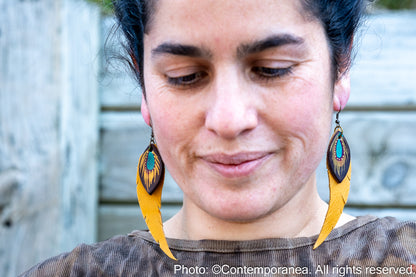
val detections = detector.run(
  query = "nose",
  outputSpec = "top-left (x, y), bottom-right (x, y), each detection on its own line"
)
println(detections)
top-left (205, 68), bottom-right (258, 139)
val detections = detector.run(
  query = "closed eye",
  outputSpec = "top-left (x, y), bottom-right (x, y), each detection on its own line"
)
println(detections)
top-left (167, 71), bottom-right (208, 87)
top-left (251, 66), bottom-right (293, 80)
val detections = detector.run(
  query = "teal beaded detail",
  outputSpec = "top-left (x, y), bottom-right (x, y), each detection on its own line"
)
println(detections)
top-left (336, 139), bottom-right (343, 159)
top-left (147, 151), bottom-right (155, 171)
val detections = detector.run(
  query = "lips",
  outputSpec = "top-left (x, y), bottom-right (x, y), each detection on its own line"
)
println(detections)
top-left (201, 152), bottom-right (272, 178)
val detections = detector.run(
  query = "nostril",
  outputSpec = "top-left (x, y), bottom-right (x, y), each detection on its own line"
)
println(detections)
top-left (205, 110), bottom-right (258, 139)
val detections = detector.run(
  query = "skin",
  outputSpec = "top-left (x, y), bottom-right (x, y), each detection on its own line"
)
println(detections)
top-left (141, 0), bottom-right (354, 241)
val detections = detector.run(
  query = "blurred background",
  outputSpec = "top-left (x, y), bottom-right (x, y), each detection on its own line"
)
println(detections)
top-left (1, 0), bottom-right (416, 276)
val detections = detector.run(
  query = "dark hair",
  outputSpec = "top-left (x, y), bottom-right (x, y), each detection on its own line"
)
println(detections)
top-left (113, 0), bottom-right (367, 88)
top-left (300, 0), bottom-right (367, 81)
top-left (112, 0), bottom-right (155, 89)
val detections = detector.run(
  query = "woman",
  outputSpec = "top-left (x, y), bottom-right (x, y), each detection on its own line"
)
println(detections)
top-left (21, 0), bottom-right (416, 276)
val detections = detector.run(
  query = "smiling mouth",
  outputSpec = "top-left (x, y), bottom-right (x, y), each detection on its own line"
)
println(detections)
top-left (201, 152), bottom-right (272, 178)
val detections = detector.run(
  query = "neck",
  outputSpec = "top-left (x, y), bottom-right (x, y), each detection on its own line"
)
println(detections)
top-left (164, 174), bottom-right (329, 241)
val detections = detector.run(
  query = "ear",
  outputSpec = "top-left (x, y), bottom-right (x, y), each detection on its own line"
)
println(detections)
top-left (141, 94), bottom-right (151, 126)
top-left (333, 71), bottom-right (351, 111)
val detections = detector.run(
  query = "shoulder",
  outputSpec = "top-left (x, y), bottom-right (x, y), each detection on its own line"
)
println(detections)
top-left (329, 215), bottom-right (416, 245)
top-left (332, 216), bottom-right (416, 267)
top-left (19, 231), bottom-right (169, 276)
top-left (359, 216), bottom-right (416, 243)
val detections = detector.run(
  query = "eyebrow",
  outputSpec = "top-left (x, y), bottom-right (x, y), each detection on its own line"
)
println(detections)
top-left (151, 34), bottom-right (305, 60)
top-left (152, 43), bottom-right (212, 59)
top-left (237, 34), bottom-right (305, 58)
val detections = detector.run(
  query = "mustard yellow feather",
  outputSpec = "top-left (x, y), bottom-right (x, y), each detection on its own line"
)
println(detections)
top-left (136, 159), bottom-right (176, 260)
top-left (313, 162), bottom-right (351, 249)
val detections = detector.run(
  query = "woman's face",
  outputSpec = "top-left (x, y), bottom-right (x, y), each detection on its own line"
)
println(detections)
top-left (142, 0), bottom-right (349, 222)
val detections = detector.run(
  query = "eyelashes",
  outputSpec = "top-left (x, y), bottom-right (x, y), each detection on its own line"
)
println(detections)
top-left (251, 66), bottom-right (293, 80)
top-left (165, 65), bottom-right (294, 88)
top-left (167, 71), bottom-right (208, 87)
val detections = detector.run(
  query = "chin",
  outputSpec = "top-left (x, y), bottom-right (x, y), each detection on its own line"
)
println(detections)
top-left (218, 213), bottom-right (269, 223)
top-left (183, 169), bottom-right (291, 224)
top-left (203, 197), bottom-right (276, 223)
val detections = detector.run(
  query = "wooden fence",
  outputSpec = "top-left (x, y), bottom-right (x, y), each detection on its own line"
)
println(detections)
top-left (0, 2), bottom-right (415, 275)
top-left (0, 1), bottom-right (100, 276)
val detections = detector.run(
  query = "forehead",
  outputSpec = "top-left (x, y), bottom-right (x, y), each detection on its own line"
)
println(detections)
top-left (145, 0), bottom-right (324, 56)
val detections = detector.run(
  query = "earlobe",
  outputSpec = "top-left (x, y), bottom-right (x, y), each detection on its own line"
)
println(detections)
top-left (141, 94), bottom-right (151, 126)
top-left (333, 72), bottom-right (351, 111)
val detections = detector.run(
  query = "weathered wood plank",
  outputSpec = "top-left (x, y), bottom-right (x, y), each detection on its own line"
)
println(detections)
top-left (0, 1), bottom-right (100, 276)
top-left (101, 111), bottom-right (416, 206)
top-left (98, 204), bottom-right (181, 241)
top-left (97, 204), bottom-right (416, 242)
top-left (345, 208), bottom-right (416, 222)
top-left (59, 0), bottom-right (100, 252)
top-left (100, 12), bottom-right (416, 110)
top-left (349, 11), bottom-right (416, 108)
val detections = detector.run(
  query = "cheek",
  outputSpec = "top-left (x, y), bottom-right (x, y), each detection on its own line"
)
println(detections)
top-left (147, 97), bottom-right (191, 185)
top-left (144, 81), bottom-right (179, 152)
top-left (264, 76), bottom-right (333, 175)
top-left (144, 82), bottom-right (205, 176)
top-left (150, 98), bottom-right (202, 147)
top-left (294, 81), bottom-right (333, 168)
top-left (270, 78), bottom-right (332, 136)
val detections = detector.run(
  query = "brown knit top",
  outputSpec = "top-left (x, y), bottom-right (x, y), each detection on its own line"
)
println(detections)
top-left (20, 216), bottom-right (416, 276)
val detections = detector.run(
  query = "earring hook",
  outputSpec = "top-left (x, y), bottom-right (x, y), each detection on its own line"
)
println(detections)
top-left (335, 109), bottom-right (341, 126)
top-left (150, 129), bottom-right (156, 145)
top-left (335, 109), bottom-right (343, 136)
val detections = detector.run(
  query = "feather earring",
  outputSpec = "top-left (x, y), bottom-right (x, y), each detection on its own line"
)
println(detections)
top-left (314, 110), bottom-right (351, 249)
top-left (136, 131), bottom-right (176, 260)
